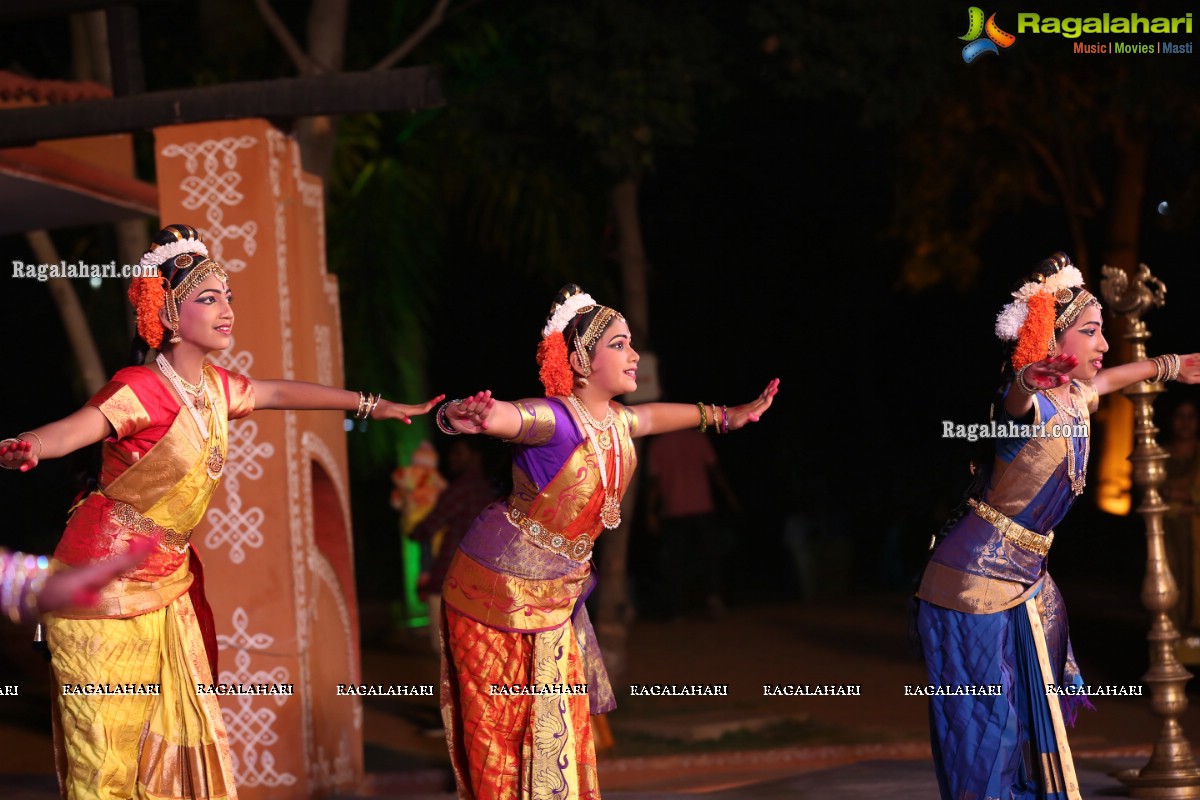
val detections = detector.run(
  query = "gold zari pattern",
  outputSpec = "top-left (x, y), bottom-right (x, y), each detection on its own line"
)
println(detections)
top-left (969, 498), bottom-right (1054, 556)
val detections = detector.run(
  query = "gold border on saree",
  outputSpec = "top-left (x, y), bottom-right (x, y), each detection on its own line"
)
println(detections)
top-left (111, 501), bottom-right (193, 553)
top-left (507, 506), bottom-right (594, 562)
top-left (968, 498), bottom-right (1054, 556)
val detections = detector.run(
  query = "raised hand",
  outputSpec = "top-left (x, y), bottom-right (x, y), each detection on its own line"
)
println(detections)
top-left (373, 394), bottom-right (446, 424)
top-left (725, 378), bottom-right (780, 431)
top-left (1023, 354), bottom-right (1078, 390)
top-left (445, 391), bottom-right (497, 433)
top-left (0, 437), bottom-right (39, 472)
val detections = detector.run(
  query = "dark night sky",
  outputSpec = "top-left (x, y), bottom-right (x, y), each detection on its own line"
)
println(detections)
top-left (1, 2), bottom-right (1199, 608)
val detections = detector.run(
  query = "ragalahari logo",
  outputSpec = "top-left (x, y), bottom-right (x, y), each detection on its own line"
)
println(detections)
top-left (960, 7), bottom-right (1017, 63)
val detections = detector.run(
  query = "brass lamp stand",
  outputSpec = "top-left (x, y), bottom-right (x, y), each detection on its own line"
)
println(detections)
top-left (1102, 264), bottom-right (1200, 797)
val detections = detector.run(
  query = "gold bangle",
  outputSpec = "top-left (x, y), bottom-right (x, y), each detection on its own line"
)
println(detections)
top-left (697, 402), bottom-right (708, 433)
top-left (1014, 365), bottom-right (1037, 395)
top-left (17, 431), bottom-right (43, 459)
top-left (368, 394), bottom-right (382, 419)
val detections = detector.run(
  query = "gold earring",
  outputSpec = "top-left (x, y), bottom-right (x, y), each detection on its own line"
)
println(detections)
top-left (576, 377), bottom-right (589, 387)
top-left (168, 324), bottom-right (182, 345)
top-left (574, 332), bottom-right (592, 377)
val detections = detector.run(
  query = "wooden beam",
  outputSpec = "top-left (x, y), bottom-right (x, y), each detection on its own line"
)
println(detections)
top-left (0, 0), bottom-right (159, 24)
top-left (0, 68), bottom-right (444, 147)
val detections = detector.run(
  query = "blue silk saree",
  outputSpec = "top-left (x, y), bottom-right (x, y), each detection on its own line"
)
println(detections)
top-left (917, 380), bottom-right (1097, 800)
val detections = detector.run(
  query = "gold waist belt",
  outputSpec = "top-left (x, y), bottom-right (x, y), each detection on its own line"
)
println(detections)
top-left (506, 506), bottom-right (594, 563)
top-left (969, 499), bottom-right (1054, 556)
top-left (111, 501), bottom-right (193, 553)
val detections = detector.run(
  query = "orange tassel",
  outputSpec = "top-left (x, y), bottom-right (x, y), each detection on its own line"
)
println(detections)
top-left (537, 334), bottom-right (574, 397)
top-left (1012, 292), bottom-right (1056, 370)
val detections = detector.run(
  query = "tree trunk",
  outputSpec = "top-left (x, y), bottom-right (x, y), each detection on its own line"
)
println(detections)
top-left (26, 230), bottom-right (108, 395)
top-left (298, 0), bottom-right (349, 179)
top-left (611, 177), bottom-right (650, 343)
top-left (595, 177), bottom-right (650, 685)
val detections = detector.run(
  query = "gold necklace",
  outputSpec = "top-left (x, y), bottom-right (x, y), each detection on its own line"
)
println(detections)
top-left (157, 355), bottom-right (204, 396)
top-left (568, 394), bottom-right (615, 450)
top-left (1042, 387), bottom-right (1088, 495)
top-left (155, 355), bottom-right (224, 480)
top-left (567, 396), bottom-right (622, 528)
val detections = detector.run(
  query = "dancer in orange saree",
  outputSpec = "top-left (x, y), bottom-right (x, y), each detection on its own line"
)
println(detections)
top-left (435, 284), bottom-right (780, 799)
top-left (0, 224), bottom-right (440, 800)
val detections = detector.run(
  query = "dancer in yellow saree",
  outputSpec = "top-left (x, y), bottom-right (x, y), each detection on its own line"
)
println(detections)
top-left (436, 284), bottom-right (779, 799)
top-left (0, 224), bottom-right (440, 800)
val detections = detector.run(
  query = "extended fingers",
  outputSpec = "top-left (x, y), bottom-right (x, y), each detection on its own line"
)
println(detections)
top-left (0, 440), bottom-right (31, 458)
top-left (417, 394), bottom-right (446, 414)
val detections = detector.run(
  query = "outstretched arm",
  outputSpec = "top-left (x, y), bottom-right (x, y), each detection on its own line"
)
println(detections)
top-left (251, 379), bottom-right (443, 423)
top-left (440, 391), bottom-right (524, 440)
top-left (0, 406), bottom-right (112, 472)
top-left (632, 378), bottom-right (779, 438)
top-left (1093, 355), bottom-right (1200, 396)
top-left (37, 535), bottom-right (159, 616)
top-left (1003, 355), bottom-right (1076, 418)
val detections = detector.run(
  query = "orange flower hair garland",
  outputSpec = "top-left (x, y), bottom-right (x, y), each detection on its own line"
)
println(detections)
top-left (1010, 292), bottom-right (1056, 370)
top-left (128, 276), bottom-right (168, 349)
top-left (538, 288), bottom-right (600, 397)
top-left (537, 333), bottom-right (574, 397)
top-left (994, 264), bottom-right (1087, 370)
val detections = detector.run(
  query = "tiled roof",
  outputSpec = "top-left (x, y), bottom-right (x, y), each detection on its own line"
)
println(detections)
top-left (0, 70), bottom-right (111, 104)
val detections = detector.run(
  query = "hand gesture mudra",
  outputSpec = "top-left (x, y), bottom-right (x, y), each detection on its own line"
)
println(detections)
top-left (0, 438), bottom-right (39, 472)
top-left (725, 378), bottom-right (781, 431)
top-left (445, 391), bottom-right (497, 433)
top-left (1022, 355), bottom-right (1078, 391)
top-left (372, 394), bottom-right (446, 424)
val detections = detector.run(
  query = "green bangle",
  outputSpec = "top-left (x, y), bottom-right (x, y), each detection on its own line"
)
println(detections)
top-left (697, 401), bottom-right (708, 433)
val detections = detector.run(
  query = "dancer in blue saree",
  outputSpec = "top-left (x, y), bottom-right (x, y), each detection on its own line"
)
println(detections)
top-left (917, 252), bottom-right (1200, 800)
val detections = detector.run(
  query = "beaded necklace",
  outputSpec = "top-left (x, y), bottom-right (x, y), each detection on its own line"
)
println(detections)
top-left (1042, 386), bottom-right (1088, 495)
top-left (156, 354), bottom-right (225, 480)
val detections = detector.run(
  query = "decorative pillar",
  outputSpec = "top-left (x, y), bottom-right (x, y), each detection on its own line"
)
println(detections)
top-left (154, 119), bottom-right (362, 798)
